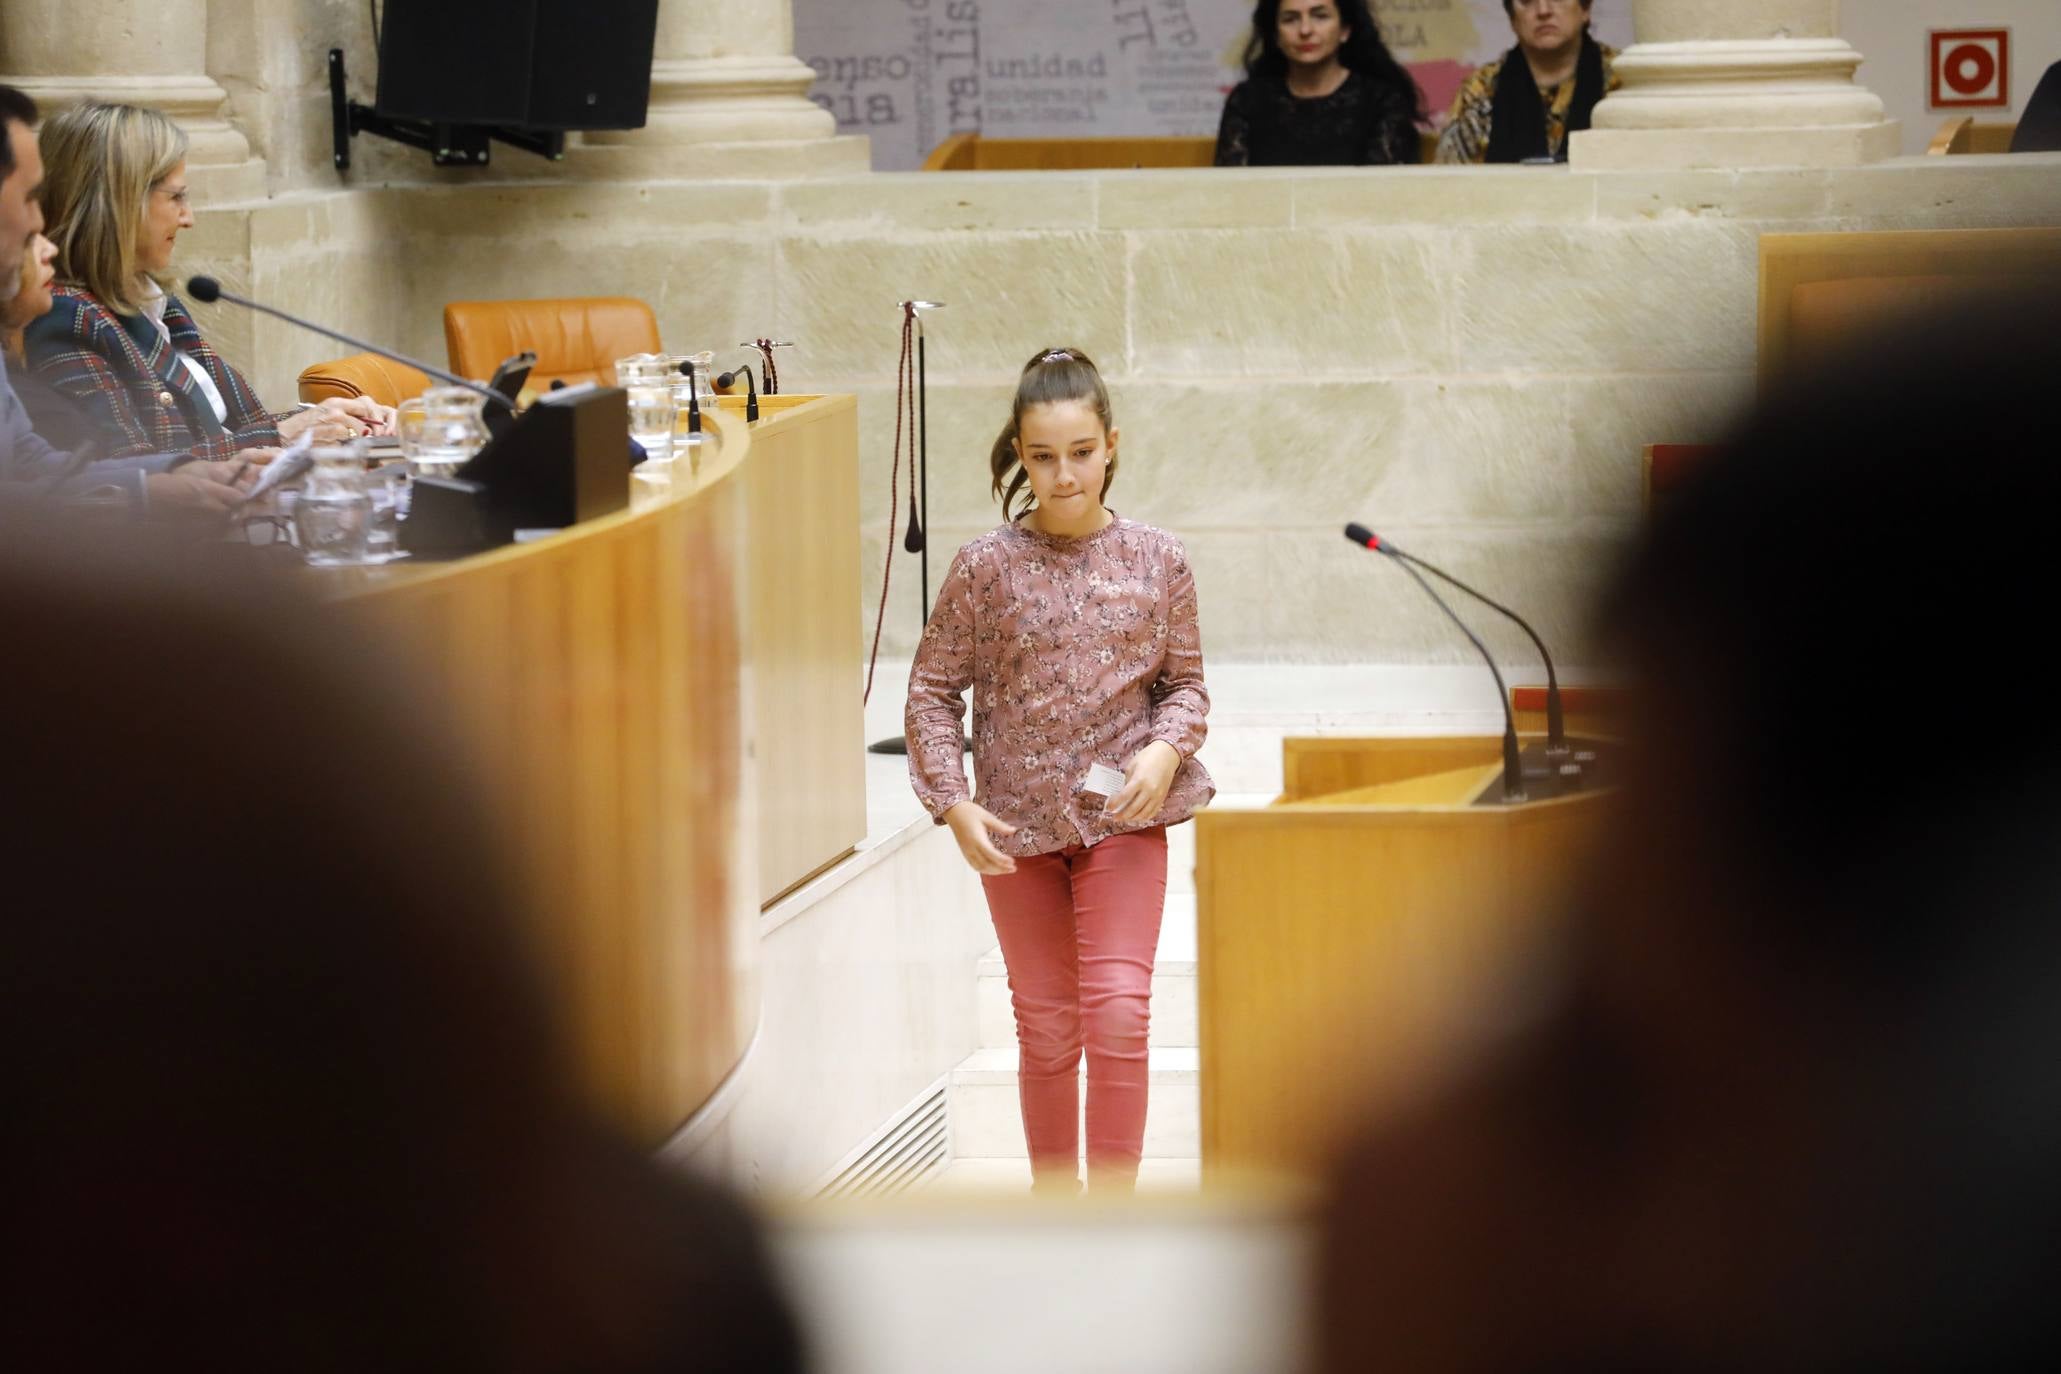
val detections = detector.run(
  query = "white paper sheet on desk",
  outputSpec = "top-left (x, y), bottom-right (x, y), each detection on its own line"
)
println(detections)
top-left (238, 429), bottom-right (316, 505)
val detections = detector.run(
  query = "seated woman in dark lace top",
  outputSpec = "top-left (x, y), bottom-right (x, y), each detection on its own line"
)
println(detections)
top-left (1215, 0), bottom-right (1425, 167)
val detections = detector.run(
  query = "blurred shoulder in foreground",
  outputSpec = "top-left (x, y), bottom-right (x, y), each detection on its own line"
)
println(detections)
top-left (1319, 291), bottom-right (2061, 1371)
top-left (0, 507), bottom-right (800, 1373)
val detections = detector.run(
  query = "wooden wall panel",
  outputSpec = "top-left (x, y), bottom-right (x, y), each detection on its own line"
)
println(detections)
top-left (1200, 737), bottom-right (1608, 1179)
top-left (736, 395), bottom-right (867, 903)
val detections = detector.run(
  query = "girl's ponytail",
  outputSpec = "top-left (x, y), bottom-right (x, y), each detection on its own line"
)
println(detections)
top-left (990, 415), bottom-right (1030, 520)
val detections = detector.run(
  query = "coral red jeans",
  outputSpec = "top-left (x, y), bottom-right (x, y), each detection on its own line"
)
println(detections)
top-left (980, 826), bottom-right (1167, 1191)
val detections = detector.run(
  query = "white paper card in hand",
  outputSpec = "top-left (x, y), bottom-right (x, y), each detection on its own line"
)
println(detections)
top-left (237, 428), bottom-right (317, 505)
top-left (1082, 762), bottom-right (1126, 798)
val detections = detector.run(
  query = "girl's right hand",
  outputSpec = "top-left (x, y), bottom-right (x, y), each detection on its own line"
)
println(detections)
top-left (944, 801), bottom-right (1019, 876)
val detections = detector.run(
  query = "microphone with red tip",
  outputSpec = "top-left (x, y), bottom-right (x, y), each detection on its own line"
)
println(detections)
top-left (1345, 522), bottom-right (1568, 756)
top-left (1344, 521), bottom-right (1528, 801)
top-left (185, 275), bottom-right (513, 411)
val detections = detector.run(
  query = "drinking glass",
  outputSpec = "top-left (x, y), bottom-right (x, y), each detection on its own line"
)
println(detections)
top-left (615, 353), bottom-right (672, 389)
top-left (627, 385), bottom-right (677, 464)
top-left (295, 444), bottom-right (373, 566)
top-left (395, 396), bottom-right (429, 461)
top-left (411, 386), bottom-right (489, 479)
top-left (360, 460), bottom-right (410, 560)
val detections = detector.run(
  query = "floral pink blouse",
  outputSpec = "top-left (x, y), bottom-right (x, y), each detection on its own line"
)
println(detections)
top-left (905, 515), bottom-right (1214, 857)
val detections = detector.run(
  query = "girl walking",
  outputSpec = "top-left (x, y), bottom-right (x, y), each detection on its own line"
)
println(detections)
top-left (905, 348), bottom-right (1214, 1193)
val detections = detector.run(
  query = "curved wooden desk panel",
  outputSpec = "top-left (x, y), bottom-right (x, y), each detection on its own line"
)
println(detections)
top-left (726, 394), bottom-right (867, 902)
top-left (332, 396), bottom-right (862, 1143)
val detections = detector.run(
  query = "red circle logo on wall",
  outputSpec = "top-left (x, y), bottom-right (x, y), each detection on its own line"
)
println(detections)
top-left (1930, 29), bottom-right (2011, 110)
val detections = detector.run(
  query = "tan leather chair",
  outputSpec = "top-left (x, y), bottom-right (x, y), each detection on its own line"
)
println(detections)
top-left (1926, 115), bottom-right (2017, 154)
top-left (442, 297), bottom-right (661, 392)
top-left (297, 353), bottom-right (435, 407)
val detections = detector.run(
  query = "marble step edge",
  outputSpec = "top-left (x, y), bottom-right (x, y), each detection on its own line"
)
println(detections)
top-left (950, 1045), bottom-right (1200, 1086)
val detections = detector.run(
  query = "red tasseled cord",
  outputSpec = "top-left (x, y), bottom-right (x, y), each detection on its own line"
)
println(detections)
top-left (863, 304), bottom-right (917, 706)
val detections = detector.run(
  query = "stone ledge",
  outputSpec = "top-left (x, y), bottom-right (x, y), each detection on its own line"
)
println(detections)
top-left (1573, 120), bottom-right (1901, 172)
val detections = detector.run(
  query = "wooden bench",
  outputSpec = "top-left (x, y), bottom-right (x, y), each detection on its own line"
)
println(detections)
top-left (1757, 227), bottom-right (2061, 393)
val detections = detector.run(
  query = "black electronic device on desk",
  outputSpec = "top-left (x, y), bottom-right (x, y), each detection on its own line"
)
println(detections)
top-left (482, 350), bottom-right (538, 438)
top-left (404, 385), bottom-right (631, 558)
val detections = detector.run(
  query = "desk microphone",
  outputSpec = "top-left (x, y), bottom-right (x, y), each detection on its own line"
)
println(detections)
top-left (1346, 522), bottom-right (1568, 756)
top-left (1345, 522), bottom-right (1526, 801)
top-left (670, 357), bottom-right (706, 436)
top-left (184, 276), bottom-right (513, 412)
top-left (715, 360), bottom-right (760, 422)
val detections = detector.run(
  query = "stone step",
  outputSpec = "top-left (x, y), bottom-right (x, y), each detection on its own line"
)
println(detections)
top-left (977, 892), bottom-right (1198, 1050)
top-left (927, 1156), bottom-right (1201, 1195)
top-left (948, 1045), bottom-right (1200, 1160)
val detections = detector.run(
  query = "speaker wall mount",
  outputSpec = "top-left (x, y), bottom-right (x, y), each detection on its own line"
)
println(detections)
top-left (328, 1), bottom-right (656, 171)
top-left (329, 48), bottom-right (564, 170)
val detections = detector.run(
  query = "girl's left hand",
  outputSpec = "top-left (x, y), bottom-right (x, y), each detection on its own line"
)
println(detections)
top-left (1104, 740), bottom-right (1181, 824)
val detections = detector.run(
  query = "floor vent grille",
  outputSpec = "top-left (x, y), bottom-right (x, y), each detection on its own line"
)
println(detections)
top-left (816, 1085), bottom-right (950, 1200)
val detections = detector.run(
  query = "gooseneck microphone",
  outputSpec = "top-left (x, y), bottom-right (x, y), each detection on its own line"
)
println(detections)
top-left (671, 357), bottom-right (707, 436)
top-left (1345, 522), bottom-right (1526, 801)
top-left (185, 276), bottom-right (513, 411)
top-left (1351, 527), bottom-right (1567, 756)
top-left (715, 360), bottom-right (760, 422)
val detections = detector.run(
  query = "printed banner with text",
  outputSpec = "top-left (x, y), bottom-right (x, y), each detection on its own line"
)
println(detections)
top-left (797, 0), bottom-right (1632, 169)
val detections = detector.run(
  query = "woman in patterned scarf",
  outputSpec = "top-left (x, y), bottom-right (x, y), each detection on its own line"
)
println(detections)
top-left (1436, 0), bottom-right (1621, 164)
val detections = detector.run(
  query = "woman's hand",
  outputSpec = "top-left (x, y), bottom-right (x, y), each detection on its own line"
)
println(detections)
top-left (322, 394), bottom-right (397, 436)
top-left (278, 396), bottom-right (391, 444)
top-left (944, 801), bottom-right (1019, 876)
top-left (1104, 740), bottom-right (1181, 824)
top-left (144, 467), bottom-right (243, 516)
top-left (277, 406), bottom-right (364, 444)
top-left (184, 458), bottom-right (260, 492)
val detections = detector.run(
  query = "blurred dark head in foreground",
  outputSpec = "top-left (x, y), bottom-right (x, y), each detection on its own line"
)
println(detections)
top-left (1321, 296), bottom-right (2061, 1371)
top-left (0, 512), bottom-right (798, 1372)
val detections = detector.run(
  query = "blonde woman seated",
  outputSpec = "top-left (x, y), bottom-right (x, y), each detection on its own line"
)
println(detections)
top-left (4, 230), bottom-right (248, 513)
top-left (25, 103), bottom-right (391, 466)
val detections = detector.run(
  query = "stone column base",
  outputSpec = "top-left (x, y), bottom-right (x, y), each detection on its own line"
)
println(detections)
top-left (1573, 119), bottom-right (1900, 170)
top-left (571, 54), bottom-right (867, 178)
top-left (586, 55), bottom-right (837, 146)
top-left (560, 134), bottom-right (873, 181)
top-left (10, 73), bottom-right (266, 203)
top-left (1572, 37), bottom-right (1899, 170)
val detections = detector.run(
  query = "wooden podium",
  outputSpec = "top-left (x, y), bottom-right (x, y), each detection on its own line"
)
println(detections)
top-left (1195, 734), bottom-right (1613, 1179)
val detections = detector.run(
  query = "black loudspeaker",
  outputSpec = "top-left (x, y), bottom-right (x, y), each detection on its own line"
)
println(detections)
top-left (401, 387), bottom-right (632, 557)
top-left (375, 0), bottom-right (660, 131)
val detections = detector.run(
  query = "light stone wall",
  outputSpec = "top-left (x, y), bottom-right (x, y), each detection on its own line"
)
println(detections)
top-left (177, 155), bottom-right (2061, 663)
top-left (205, 0), bottom-right (395, 193)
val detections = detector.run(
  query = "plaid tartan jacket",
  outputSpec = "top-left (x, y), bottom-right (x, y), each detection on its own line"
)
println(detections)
top-left (23, 285), bottom-right (282, 464)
